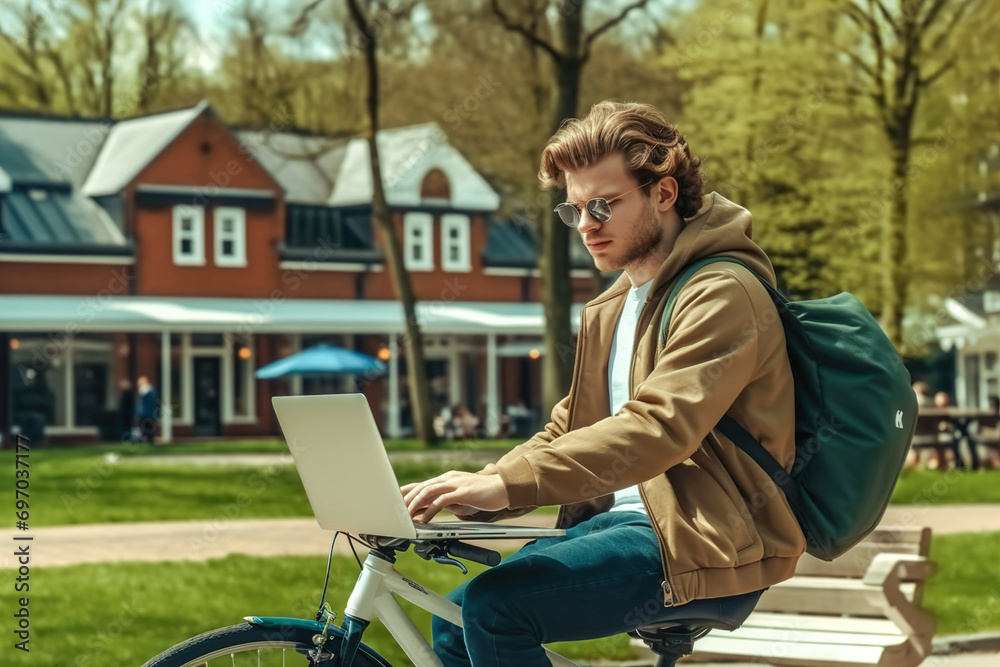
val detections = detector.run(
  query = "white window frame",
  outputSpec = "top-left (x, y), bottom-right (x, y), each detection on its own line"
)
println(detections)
top-left (172, 205), bottom-right (205, 266)
top-left (441, 214), bottom-right (471, 272)
top-left (214, 207), bottom-right (247, 267)
top-left (404, 212), bottom-right (434, 271)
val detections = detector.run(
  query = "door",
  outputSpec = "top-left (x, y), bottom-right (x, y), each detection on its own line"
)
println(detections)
top-left (193, 356), bottom-right (221, 437)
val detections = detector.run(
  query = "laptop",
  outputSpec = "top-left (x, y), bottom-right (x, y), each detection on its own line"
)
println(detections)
top-left (272, 394), bottom-right (566, 541)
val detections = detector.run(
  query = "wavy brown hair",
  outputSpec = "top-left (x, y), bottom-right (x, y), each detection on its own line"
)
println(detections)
top-left (539, 101), bottom-right (705, 219)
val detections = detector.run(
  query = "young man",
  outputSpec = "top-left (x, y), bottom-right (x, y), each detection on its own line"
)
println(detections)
top-left (402, 101), bottom-right (805, 666)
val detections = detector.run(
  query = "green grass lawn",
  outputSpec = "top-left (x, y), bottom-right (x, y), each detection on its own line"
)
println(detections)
top-left (923, 530), bottom-right (1000, 636)
top-left (2, 531), bottom-right (996, 667)
top-left (0, 442), bottom-right (490, 527)
top-left (0, 551), bottom-right (632, 667)
top-left (889, 468), bottom-right (1000, 504)
top-left (2, 443), bottom-right (999, 527)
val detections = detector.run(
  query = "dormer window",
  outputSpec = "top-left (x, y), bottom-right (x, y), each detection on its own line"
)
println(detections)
top-left (214, 206), bottom-right (246, 267)
top-left (441, 213), bottom-right (470, 272)
top-left (173, 205), bottom-right (205, 266)
top-left (404, 212), bottom-right (433, 271)
top-left (420, 168), bottom-right (451, 203)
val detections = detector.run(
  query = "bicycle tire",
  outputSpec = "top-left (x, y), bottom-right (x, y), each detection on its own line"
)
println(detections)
top-left (141, 621), bottom-right (393, 667)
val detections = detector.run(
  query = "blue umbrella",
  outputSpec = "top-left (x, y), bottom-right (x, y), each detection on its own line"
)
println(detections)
top-left (255, 344), bottom-right (387, 380)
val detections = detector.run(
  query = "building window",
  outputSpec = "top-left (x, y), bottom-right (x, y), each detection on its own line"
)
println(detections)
top-left (9, 335), bottom-right (114, 431)
top-left (173, 205), bottom-right (205, 266)
top-left (404, 212), bottom-right (433, 271)
top-left (214, 207), bottom-right (246, 267)
top-left (441, 214), bottom-right (471, 272)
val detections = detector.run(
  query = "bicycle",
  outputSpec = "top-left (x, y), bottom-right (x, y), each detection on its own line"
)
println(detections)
top-left (139, 529), bottom-right (763, 667)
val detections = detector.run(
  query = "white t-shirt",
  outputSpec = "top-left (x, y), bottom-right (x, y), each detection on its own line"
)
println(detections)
top-left (608, 278), bottom-right (654, 515)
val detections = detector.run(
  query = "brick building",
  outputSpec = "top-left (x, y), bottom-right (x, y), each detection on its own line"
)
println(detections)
top-left (0, 103), bottom-right (595, 444)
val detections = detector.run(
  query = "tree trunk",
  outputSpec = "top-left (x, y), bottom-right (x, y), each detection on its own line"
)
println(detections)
top-left (882, 139), bottom-right (911, 351)
top-left (347, 0), bottom-right (436, 444)
top-left (540, 2), bottom-right (584, 415)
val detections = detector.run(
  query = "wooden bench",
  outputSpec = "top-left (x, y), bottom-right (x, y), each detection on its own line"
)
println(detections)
top-left (631, 526), bottom-right (934, 666)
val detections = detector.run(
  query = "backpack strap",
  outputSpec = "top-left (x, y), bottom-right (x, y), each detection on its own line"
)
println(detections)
top-left (657, 257), bottom-right (802, 506)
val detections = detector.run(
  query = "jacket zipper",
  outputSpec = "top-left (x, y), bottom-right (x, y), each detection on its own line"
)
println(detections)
top-left (638, 482), bottom-right (676, 607)
top-left (630, 293), bottom-right (676, 606)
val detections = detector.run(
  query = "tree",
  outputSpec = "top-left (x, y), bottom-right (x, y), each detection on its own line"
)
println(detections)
top-left (833, 0), bottom-right (986, 350)
top-left (134, 0), bottom-right (190, 113)
top-left (0, 0), bottom-right (192, 117)
top-left (345, 0), bottom-right (437, 444)
top-left (488, 0), bottom-right (652, 414)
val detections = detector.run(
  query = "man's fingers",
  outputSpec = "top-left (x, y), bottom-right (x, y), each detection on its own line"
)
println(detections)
top-left (406, 482), bottom-right (448, 518)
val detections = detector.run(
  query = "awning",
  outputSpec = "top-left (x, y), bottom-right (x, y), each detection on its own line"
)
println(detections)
top-left (0, 294), bottom-right (584, 335)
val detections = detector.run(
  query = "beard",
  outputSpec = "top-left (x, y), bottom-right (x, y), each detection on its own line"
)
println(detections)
top-left (594, 197), bottom-right (663, 273)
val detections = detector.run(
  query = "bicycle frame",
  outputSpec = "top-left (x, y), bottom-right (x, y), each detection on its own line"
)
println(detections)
top-left (340, 549), bottom-right (581, 667)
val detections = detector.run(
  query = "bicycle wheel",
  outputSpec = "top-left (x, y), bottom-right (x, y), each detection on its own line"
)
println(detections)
top-left (141, 621), bottom-right (393, 667)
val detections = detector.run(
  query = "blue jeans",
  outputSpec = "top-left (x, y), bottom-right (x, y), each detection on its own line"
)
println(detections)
top-left (432, 511), bottom-right (675, 667)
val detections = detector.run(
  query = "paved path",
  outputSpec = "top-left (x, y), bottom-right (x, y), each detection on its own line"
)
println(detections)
top-left (4, 504), bottom-right (1000, 570)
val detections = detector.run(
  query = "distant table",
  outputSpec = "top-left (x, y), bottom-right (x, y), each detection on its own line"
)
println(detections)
top-left (913, 408), bottom-right (999, 470)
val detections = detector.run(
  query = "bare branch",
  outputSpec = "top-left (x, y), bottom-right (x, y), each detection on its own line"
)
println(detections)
top-left (870, 0), bottom-right (900, 37)
top-left (844, 50), bottom-right (878, 81)
top-left (489, 0), bottom-right (560, 62)
top-left (582, 0), bottom-right (651, 60)
top-left (920, 0), bottom-right (951, 31)
top-left (926, 0), bottom-right (979, 54)
top-left (918, 56), bottom-right (956, 88)
top-left (287, 0), bottom-right (327, 38)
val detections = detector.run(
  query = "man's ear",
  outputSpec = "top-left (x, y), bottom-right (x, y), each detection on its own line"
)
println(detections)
top-left (656, 177), bottom-right (679, 213)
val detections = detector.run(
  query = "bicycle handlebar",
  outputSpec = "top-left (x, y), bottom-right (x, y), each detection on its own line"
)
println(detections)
top-left (446, 541), bottom-right (501, 567)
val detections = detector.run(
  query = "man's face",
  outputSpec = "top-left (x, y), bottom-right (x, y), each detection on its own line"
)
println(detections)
top-left (563, 153), bottom-right (662, 274)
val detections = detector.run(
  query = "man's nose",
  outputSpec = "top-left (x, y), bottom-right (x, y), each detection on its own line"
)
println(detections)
top-left (576, 207), bottom-right (601, 233)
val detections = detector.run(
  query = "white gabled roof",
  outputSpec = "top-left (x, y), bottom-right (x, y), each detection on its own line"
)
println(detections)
top-left (329, 123), bottom-right (500, 211)
top-left (81, 102), bottom-right (208, 197)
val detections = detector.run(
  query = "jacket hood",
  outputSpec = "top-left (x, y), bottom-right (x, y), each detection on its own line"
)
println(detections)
top-left (599, 192), bottom-right (776, 302)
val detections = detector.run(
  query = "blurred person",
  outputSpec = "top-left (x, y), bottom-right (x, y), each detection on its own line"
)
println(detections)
top-left (912, 381), bottom-right (932, 407)
top-left (135, 376), bottom-right (160, 444)
top-left (117, 378), bottom-right (135, 442)
top-left (451, 405), bottom-right (480, 439)
top-left (929, 391), bottom-right (954, 470)
top-left (905, 381), bottom-right (935, 469)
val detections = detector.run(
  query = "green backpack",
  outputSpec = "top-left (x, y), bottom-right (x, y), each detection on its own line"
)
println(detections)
top-left (659, 257), bottom-right (918, 561)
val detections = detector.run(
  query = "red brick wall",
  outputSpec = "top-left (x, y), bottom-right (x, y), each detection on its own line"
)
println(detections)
top-left (0, 262), bottom-right (133, 296)
top-left (129, 112), bottom-right (286, 298)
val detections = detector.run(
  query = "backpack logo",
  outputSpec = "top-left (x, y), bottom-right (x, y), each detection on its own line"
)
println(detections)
top-left (895, 410), bottom-right (904, 429)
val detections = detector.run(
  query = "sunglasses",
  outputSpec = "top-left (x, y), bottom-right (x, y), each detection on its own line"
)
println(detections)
top-left (553, 181), bottom-right (653, 228)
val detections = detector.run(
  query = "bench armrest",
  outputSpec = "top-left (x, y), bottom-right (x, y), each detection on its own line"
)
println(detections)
top-left (862, 553), bottom-right (935, 659)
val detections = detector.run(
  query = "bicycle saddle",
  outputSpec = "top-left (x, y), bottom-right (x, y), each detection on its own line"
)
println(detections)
top-left (629, 588), bottom-right (765, 667)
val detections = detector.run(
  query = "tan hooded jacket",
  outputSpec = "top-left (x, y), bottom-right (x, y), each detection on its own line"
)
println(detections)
top-left (473, 192), bottom-right (807, 607)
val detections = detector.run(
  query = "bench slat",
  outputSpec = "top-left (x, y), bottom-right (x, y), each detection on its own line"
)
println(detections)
top-left (689, 635), bottom-right (888, 665)
top-left (711, 626), bottom-right (905, 646)
top-left (793, 545), bottom-right (922, 578)
top-left (755, 578), bottom-right (916, 617)
top-left (742, 612), bottom-right (901, 636)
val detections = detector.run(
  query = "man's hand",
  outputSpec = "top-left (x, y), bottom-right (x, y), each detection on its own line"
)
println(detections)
top-left (400, 471), bottom-right (510, 524)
